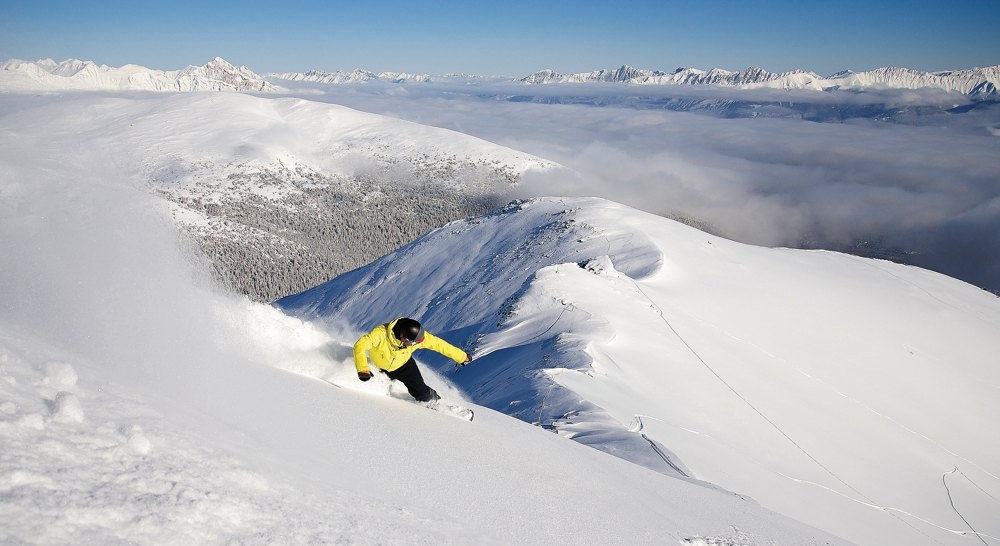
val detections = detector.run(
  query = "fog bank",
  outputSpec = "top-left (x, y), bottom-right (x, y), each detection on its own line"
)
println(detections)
top-left (283, 80), bottom-right (1000, 293)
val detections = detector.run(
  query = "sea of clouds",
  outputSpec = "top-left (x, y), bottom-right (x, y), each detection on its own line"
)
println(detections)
top-left (279, 79), bottom-right (1000, 294)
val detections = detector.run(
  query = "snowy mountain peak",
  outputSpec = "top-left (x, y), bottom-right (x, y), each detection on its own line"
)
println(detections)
top-left (0, 57), bottom-right (279, 93)
top-left (176, 57), bottom-right (277, 92)
top-left (519, 68), bottom-right (563, 84)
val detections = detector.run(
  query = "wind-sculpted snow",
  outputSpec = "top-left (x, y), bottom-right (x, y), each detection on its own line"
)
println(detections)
top-left (278, 196), bottom-right (1000, 546)
top-left (276, 199), bottom-right (695, 476)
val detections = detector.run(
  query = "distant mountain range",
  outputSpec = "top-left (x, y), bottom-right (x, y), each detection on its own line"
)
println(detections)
top-left (518, 64), bottom-right (1000, 97)
top-left (2, 56), bottom-right (997, 98)
top-left (268, 68), bottom-right (434, 84)
top-left (0, 57), bottom-right (277, 92)
top-left (269, 63), bottom-right (999, 97)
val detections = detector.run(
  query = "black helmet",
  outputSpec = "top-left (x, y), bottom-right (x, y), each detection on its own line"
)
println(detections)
top-left (392, 317), bottom-right (424, 346)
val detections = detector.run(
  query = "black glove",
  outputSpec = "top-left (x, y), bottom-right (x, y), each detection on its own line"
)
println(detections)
top-left (358, 371), bottom-right (372, 382)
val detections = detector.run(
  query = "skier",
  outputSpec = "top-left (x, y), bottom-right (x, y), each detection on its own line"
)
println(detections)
top-left (353, 317), bottom-right (470, 404)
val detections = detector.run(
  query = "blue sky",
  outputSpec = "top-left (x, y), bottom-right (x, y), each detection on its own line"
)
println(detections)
top-left (2, 0), bottom-right (998, 76)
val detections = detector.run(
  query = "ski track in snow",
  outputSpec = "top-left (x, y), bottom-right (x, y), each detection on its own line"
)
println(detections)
top-left (641, 277), bottom-right (1000, 531)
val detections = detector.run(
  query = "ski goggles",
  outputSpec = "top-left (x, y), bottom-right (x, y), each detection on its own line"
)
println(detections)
top-left (400, 327), bottom-right (425, 347)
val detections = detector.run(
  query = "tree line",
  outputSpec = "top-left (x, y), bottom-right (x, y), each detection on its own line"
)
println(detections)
top-left (159, 162), bottom-right (516, 301)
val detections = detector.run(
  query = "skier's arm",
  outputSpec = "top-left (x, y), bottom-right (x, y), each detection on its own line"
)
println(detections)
top-left (422, 332), bottom-right (469, 364)
top-left (353, 334), bottom-right (374, 374)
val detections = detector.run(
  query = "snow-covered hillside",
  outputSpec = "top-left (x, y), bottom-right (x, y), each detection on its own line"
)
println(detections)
top-left (2, 71), bottom-right (998, 545)
top-left (278, 197), bottom-right (1000, 546)
top-left (0, 101), bottom-right (848, 545)
top-left (0, 92), bottom-right (559, 300)
top-left (0, 323), bottom-right (848, 545)
top-left (0, 57), bottom-right (277, 92)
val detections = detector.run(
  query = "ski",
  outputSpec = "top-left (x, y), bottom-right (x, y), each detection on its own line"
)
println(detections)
top-left (309, 376), bottom-right (473, 421)
top-left (427, 399), bottom-right (475, 422)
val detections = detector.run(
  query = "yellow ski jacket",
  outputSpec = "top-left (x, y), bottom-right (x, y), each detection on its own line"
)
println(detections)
top-left (353, 318), bottom-right (468, 373)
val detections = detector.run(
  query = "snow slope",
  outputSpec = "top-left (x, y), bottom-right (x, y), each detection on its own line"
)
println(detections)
top-left (0, 91), bottom-right (846, 544)
top-left (2, 79), bottom-right (997, 546)
top-left (278, 197), bottom-right (1000, 546)
top-left (0, 91), bottom-right (560, 300)
top-left (2, 321), bottom-right (848, 545)
top-left (72, 91), bottom-right (556, 183)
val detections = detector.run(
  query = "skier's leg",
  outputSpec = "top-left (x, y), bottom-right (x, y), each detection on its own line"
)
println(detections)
top-left (386, 358), bottom-right (439, 402)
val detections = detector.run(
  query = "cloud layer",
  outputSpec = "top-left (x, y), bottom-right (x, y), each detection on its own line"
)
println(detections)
top-left (290, 81), bottom-right (1000, 293)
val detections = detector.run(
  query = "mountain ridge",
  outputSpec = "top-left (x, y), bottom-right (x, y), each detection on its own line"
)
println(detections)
top-left (266, 61), bottom-right (999, 97)
top-left (268, 68), bottom-right (434, 84)
top-left (518, 63), bottom-right (1000, 96)
top-left (276, 195), bottom-right (1000, 546)
top-left (5, 56), bottom-right (997, 97)
top-left (0, 56), bottom-right (278, 92)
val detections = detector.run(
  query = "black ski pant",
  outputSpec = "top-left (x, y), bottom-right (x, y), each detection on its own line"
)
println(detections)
top-left (385, 358), bottom-right (439, 403)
